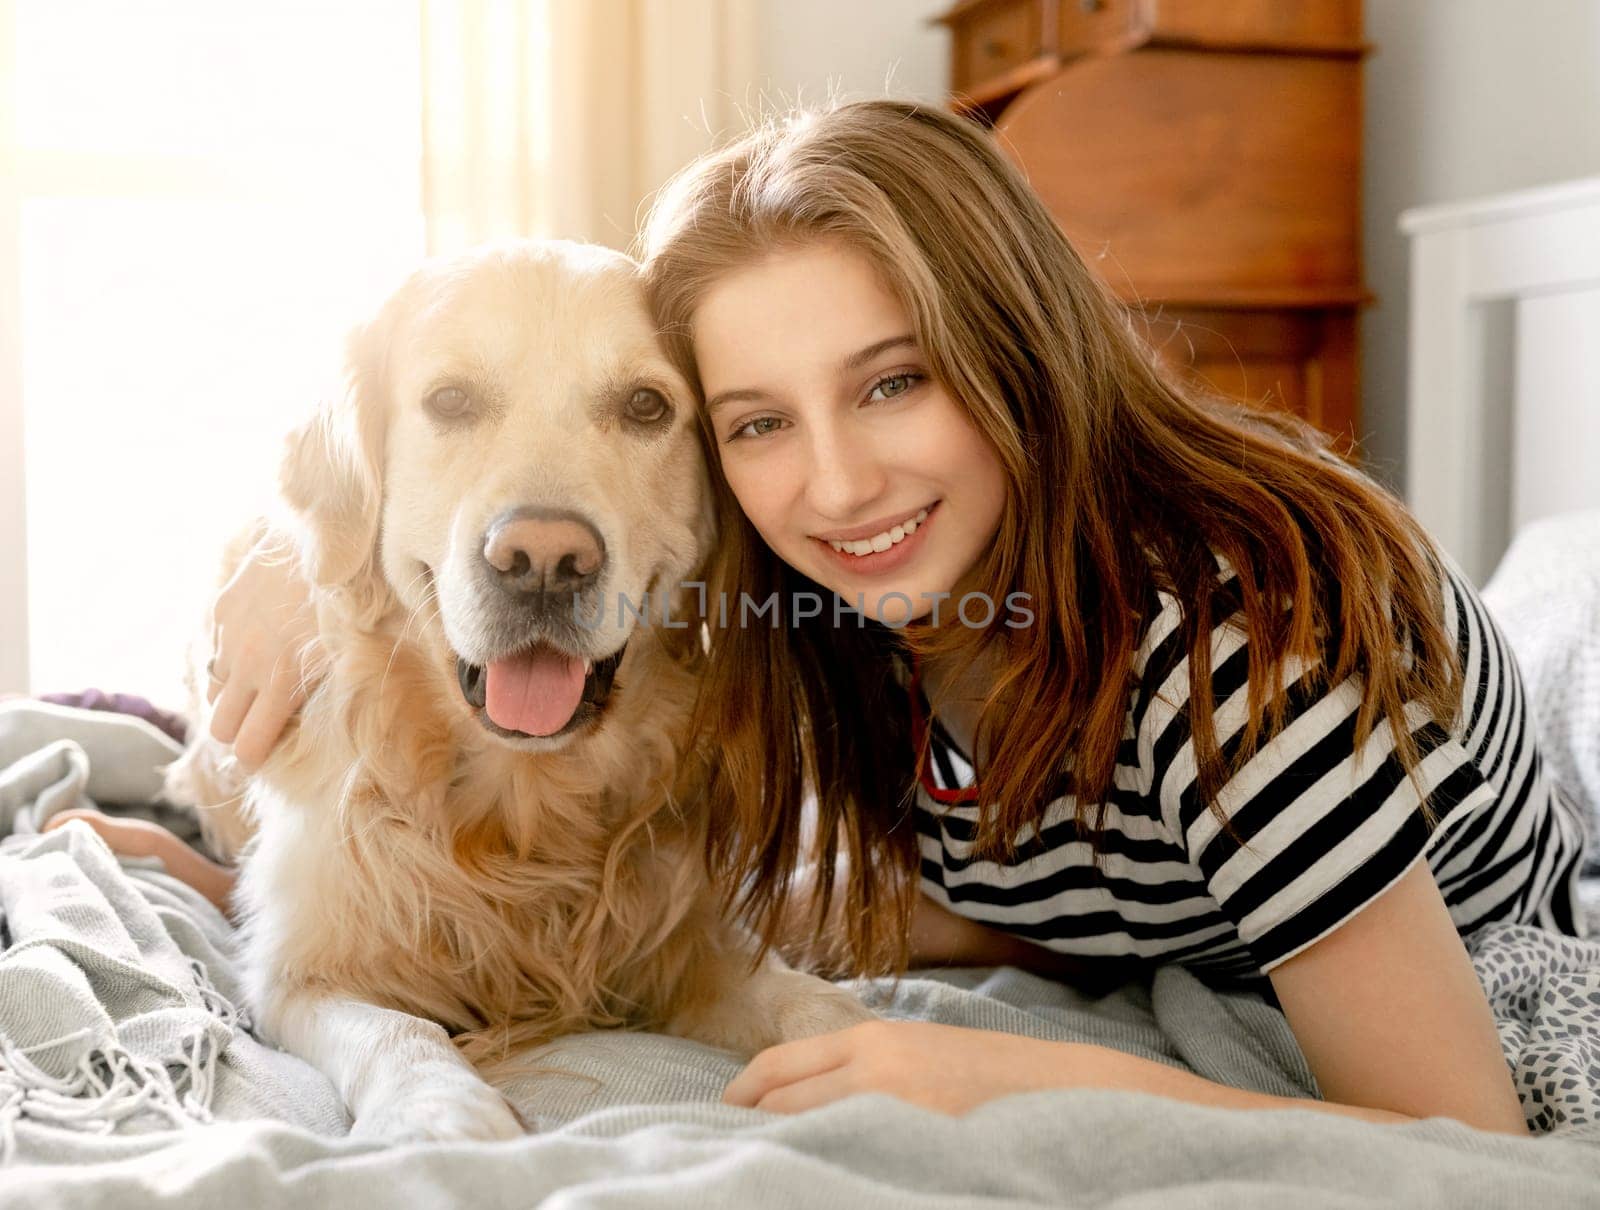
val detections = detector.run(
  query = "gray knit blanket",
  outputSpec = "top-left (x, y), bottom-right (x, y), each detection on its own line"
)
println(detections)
top-left (3, 699), bottom-right (1600, 1208)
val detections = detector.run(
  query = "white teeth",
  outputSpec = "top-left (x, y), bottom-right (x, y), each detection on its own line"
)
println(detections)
top-left (829, 506), bottom-right (932, 559)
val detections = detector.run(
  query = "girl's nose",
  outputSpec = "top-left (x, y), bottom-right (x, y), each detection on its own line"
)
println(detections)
top-left (802, 423), bottom-right (888, 521)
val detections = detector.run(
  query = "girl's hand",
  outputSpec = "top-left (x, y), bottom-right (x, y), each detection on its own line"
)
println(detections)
top-left (206, 524), bottom-right (319, 772)
top-left (43, 809), bottom-right (238, 916)
top-left (722, 1020), bottom-right (1099, 1116)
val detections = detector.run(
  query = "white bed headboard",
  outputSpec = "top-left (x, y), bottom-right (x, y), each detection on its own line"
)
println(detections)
top-left (1401, 175), bottom-right (1600, 586)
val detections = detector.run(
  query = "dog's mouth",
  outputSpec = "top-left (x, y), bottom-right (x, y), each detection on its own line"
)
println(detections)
top-left (455, 640), bottom-right (627, 740)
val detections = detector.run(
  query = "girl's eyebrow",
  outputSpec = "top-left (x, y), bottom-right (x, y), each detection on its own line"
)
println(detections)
top-left (705, 334), bottom-right (919, 415)
top-left (705, 385), bottom-right (767, 416)
top-left (840, 334), bottom-right (917, 372)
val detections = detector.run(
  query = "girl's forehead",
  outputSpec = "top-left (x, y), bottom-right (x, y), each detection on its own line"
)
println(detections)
top-left (692, 246), bottom-right (909, 347)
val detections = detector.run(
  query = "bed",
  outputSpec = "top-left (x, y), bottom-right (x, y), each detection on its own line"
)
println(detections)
top-left (1401, 174), bottom-right (1600, 587)
top-left (3, 178), bottom-right (1600, 1206)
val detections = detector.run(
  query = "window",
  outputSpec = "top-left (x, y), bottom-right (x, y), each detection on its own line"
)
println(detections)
top-left (7, 0), bottom-right (426, 707)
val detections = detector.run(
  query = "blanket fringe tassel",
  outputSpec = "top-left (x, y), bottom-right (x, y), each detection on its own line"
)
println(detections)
top-left (0, 958), bottom-right (242, 1163)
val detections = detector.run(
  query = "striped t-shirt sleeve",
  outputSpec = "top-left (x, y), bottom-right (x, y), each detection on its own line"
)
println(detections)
top-left (1135, 589), bottom-right (1485, 973)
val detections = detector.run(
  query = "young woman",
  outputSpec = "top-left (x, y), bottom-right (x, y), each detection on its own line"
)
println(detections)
top-left (203, 100), bottom-right (1588, 1135)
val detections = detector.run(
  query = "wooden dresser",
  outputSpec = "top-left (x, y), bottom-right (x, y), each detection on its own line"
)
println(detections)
top-left (937, 0), bottom-right (1369, 451)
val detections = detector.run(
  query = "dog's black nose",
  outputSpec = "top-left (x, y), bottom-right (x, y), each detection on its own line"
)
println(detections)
top-left (482, 506), bottom-right (606, 600)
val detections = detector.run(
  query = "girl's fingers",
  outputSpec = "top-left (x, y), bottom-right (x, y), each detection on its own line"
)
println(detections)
top-left (42, 807), bottom-right (112, 835)
top-left (42, 808), bottom-right (155, 858)
top-left (231, 682), bottom-right (296, 772)
top-left (204, 640), bottom-right (314, 769)
top-left (207, 683), bottom-right (257, 747)
top-left (752, 1067), bottom-right (860, 1115)
top-left (723, 1032), bottom-right (853, 1108)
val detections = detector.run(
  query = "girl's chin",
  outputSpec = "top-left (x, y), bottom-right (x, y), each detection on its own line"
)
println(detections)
top-left (811, 580), bottom-right (938, 627)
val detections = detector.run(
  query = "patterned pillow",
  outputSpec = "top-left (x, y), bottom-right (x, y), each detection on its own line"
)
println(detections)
top-left (1482, 510), bottom-right (1600, 875)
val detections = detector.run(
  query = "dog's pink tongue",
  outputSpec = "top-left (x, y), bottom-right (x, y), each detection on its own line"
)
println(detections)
top-left (484, 647), bottom-right (586, 736)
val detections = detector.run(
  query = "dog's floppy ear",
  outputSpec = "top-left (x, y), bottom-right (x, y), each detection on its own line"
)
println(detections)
top-left (278, 318), bottom-right (388, 589)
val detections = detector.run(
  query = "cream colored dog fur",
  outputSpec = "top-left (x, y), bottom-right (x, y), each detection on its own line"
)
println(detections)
top-left (163, 240), bottom-right (870, 1142)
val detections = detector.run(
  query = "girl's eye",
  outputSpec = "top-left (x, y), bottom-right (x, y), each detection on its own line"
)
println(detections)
top-left (728, 415), bottom-right (784, 442)
top-left (866, 372), bottom-right (923, 403)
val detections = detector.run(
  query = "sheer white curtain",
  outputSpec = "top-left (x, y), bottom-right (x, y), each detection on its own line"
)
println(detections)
top-left (420, 0), bottom-right (757, 254)
top-left (1, 0), bottom-right (26, 697)
top-left (2, 0), bottom-right (757, 707)
top-left (7, 1), bottom-right (429, 709)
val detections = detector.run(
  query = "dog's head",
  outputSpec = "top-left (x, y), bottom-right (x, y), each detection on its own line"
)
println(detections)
top-left (279, 240), bottom-right (714, 752)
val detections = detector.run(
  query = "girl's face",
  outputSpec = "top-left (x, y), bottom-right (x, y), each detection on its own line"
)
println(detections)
top-left (692, 243), bottom-right (1008, 625)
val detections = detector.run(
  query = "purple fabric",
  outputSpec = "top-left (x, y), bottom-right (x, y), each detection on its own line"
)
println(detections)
top-left (36, 688), bottom-right (189, 745)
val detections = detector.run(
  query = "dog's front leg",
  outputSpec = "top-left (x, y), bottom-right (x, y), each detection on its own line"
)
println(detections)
top-left (269, 992), bottom-right (525, 1142)
top-left (669, 947), bottom-right (877, 1059)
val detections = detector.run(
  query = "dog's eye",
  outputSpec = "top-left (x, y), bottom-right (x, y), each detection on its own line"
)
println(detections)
top-left (425, 386), bottom-right (472, 419)
top-left (624, 388), bottom-right (669, 425)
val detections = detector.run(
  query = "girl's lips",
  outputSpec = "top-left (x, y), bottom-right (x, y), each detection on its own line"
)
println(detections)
top-left (813, 501), bottom-right (939, 579)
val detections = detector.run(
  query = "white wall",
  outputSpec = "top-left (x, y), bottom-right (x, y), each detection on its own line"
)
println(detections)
top-left (1362, 0), bottom-right (1600, 490)
top-left (753, 0), bottom-right (949, 108)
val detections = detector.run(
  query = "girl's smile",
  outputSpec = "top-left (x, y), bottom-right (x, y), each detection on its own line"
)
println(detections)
top-left (812, 499), bottom-right (939, 578)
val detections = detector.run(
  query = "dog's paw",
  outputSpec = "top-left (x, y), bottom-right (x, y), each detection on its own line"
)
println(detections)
top-left (350, 1070), bottom-right (526, 1143)
top-left (672, 964), bottom-right (879, 1056)
top-left (770, 974), bottom-right (877, 1044)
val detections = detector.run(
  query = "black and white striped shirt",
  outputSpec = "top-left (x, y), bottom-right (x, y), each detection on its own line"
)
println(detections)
top-left (898, 553), bottom-right (1591, 990)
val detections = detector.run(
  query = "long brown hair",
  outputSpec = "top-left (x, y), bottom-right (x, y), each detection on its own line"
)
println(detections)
top-left (639, 99), bottom-right (1460, 978)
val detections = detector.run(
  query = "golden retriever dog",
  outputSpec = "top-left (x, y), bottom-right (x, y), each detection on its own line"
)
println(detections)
top-left (162, 240), bottom-right (871, 1142)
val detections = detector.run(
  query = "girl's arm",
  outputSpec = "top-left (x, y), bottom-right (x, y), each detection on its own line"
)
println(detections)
top-left (1264, 855), bottom-right (1528, 1134)
top-left (725, 861), bottom-right (1530, 1134)
top-left (43, 809), bottom-right (239, 918)
top-left (774, 863), bottom-right (1139, 995)
top-left (910, 892), bottom-right (1141, 996)
top-left (1043, 857), bottom-right (1526, 1132)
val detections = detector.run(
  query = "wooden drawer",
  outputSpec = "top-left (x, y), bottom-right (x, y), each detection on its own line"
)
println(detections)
top-left (1148, 0), bottom-right (1364, 52)
top-left (995, 52), bottom-right (1363, 296)
top-left (948, 0), bottom-right (1044, 96)
top-left (940, 0), bottom-right (1364, 116)
top-left (1137, 306), bottom-right (1360, 448)
top-left (1056, 0), bottom-right (1147, 59)
top-left (944, 0), bottom-right (1151, 107)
